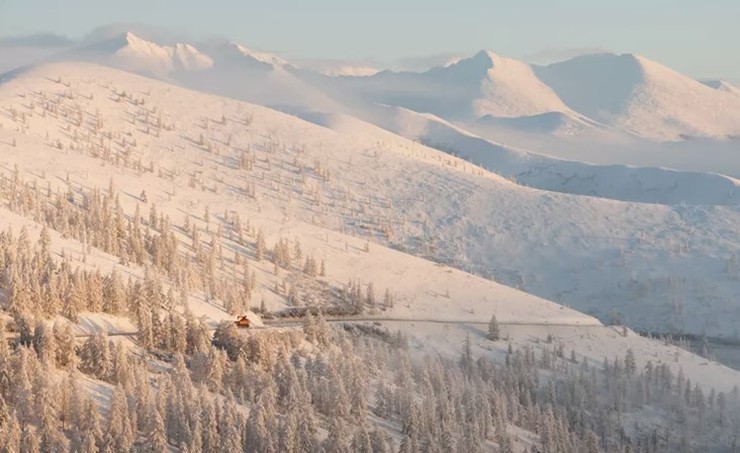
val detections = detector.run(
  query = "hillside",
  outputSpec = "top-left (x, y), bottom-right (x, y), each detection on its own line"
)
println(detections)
top-left (2, 61), bottom-right (740, 339)
top-left (350, 105), bottom-right (740, 206)
top-left (0, 59), bottom-right (739, 452)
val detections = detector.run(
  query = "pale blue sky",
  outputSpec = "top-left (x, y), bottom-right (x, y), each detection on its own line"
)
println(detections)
top-left (0, 0), bottom-right (738, 78)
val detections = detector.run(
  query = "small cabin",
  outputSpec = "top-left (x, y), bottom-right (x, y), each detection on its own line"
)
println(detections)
top-left (234, 315), bottom-right (251, 328)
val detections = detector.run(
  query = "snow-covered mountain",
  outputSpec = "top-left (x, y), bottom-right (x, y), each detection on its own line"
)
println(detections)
top-left (73, 32), bottom-right (213, 76)
top-left (9, 31), bottom-right (740, 144)
top-left (534, 53), bottom-right (740, 140)
top-left (209, 41), bottom-right (290, 68)
top-left (167, 40), bottom-right (347, 112)
top-left (326, 50), bottom-right (573, 120)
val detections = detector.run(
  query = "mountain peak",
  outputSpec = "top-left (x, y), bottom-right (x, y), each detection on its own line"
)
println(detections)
top-left (436, 49), bottom-right (506, 75)
top-left (227, 43), bottom-right (288, 67)
top-left (119, 31), bottom-right (154, 49)
top-left (76, 31), bottom-right (213, 73)
top-left (471, 49), bottom-right (502, 66)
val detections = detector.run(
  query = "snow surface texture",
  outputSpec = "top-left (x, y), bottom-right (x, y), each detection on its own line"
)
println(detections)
top-left (1, 62), bottom-right (739, 341)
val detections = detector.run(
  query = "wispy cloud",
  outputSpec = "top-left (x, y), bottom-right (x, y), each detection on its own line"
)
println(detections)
top-left (389, 52), bottom-right (467, 72)
top-left (0, 33), bottom-right (75, 48)
top-left (523, 47), bottom-right (611, 65)
top-left (82, 23), bottom-right (194, 45)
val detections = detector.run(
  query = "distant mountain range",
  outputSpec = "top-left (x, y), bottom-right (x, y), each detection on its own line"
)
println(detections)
top-left (6, 30), bottom-right (739, 142)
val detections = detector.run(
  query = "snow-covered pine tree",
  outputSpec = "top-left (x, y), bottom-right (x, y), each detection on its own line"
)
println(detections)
top-left (487, 314), bottom-right (501, 341)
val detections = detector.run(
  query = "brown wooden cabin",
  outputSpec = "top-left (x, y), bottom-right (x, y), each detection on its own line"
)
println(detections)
top-left (234, 315), bottom-right (251, 328)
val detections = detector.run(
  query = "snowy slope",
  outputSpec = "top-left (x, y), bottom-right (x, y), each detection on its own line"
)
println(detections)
top-left (2, 62), bottom-right (739, 339)
top-left (290, 104), bottom-right (740, 206)
top-left (171, 41), bottom-right (346, 112)
top-left (1, 59), bottom-right (739, 428)
top-left (476, 110), bottom-right (596, 136)
top-left (535, 53), bottom-right (740, 140)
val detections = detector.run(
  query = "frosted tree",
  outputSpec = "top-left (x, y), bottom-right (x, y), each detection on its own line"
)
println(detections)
top-left (625, 348), bottom-right (637, 377)
top-left (70, 397), bottom-right (102, 452)
top-left (145, 403), bottom-right (168, 452)
top-left (323, 417), bottom-right (352, 453)
top-left (53, 322), bottom-right (77, 368)
top-left (256, 229), bottom-right (266, 262)
top-left (369, 430), bottom-right (394, 453)
top-left (246, 398), bottom-right (277, 453)
top-left (32, 322), bottom-right (57, 365)
top-left (13, 347), bottom-right (36, 426)
top-left (102, 270), bottom-right (126, 315)
top-left (460, 333), bottom-right (474, 376)
top-left (20, 426), bottom-right (41, 453)
top-left (1, 413), bottom-right (22, 452)
top-left (487, 314), bottom-right (501, 341)
top-left (79, 331), bottom-right (111, 381)
top-left (86, 271), bottom-right (104, 312)
top-left (105, 385), bottom-right (135, 452)
top-left (366, 282), bottom-right (376, 312)
top-left (293, 236), bottom-right (302, 264)
top-left (383, 288), bottom-right (394, 309)
top-left (218, 397), bottom-right (242, 453)
top-left (63, 273), bottom-right (84, 322)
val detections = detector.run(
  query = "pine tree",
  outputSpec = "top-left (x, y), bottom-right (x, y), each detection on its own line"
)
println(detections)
top-left (106, 385), bottom-right (135, 452)
top-left (20, 425), bottom-right (41, 453)
top-left (279, 411), bottom-right (299, 453)
top-left (32, 322), bottom-right (57, 365)
top-left (256, 229), bottom-right (266, 262)
top-left (625, 348), bottom-right (637, 377)
top-left (293, 237), bottom-right (302, 264)
top-left (487, 314), bottom-right (501, 341)
top-left (369, 430), bottom-right (393, 453)
top-left (366, 282), bottom-right (376, 312)
top-left (145, 403), bottom-right (168, 452)
top-left (383, 288), bottom-right (394, 309)
top-left (460, 333), bottom-right (474, 375)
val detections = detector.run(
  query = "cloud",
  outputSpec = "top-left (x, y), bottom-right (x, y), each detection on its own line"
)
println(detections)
top-left (389, 52), bottom-right (467, 72)
top-left (82, 23), bottom-right (197, 46)
top-left (0, 33), bottom-right (77, 74)
top-left (292, 57), bottom-right (381, 76)
top-left (0, 33), bottom-right (75, 48)
top-left (523, 47), bottom-right (611, 65)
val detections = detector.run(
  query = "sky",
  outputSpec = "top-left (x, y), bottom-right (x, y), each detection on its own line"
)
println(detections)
top-left (0, 0), bottom-right (738, 79)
